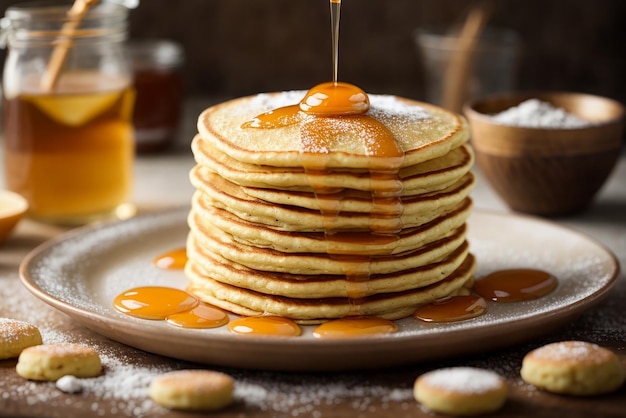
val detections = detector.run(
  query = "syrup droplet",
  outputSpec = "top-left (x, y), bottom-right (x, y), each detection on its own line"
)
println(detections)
top-left (313, 316), bottom-right (398, 338)
top-left (413, 295), bottom-right (488, 323)
top-left (227, 316), bottom-right (302, 337)
top-left (299, 81), bottom-right (369, 115)
top-left (113, 287), bottom-right (199, 320)
top-left (473, 269), bottom-right (558, 302)
top-left (153, 247), bottom-right (188, 270)
top-left (166, 303), bottom-right (229, 329)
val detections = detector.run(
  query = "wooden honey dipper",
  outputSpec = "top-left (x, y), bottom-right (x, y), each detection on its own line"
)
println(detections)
top-left (40, 0), bottom-right (100, 92)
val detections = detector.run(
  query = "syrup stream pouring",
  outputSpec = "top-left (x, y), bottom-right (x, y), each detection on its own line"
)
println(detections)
top-left (330, 0), bottom-right (341, 84)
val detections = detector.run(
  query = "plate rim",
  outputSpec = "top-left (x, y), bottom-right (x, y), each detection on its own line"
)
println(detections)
top-left (18, 207), bottom-right (621, 370)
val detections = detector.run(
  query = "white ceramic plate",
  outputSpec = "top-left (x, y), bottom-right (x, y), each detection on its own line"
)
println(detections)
top-left (20, 207), bottom-right (619, 371)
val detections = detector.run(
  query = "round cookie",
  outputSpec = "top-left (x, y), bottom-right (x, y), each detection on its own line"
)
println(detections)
top-left (0, 318), bottom-right (42, 359)
top-left (149, 370), bottom-right (235, 411)
top-left (521, 341), bottom-right (625, 395)
top-left (16, 343), bottom-right (102, 381)
top-left (414, 367), bottom-right (507, 416)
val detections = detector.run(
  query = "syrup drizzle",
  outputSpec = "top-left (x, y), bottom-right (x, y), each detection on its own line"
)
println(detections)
top-left (239, 0), bottom-right (405, 328)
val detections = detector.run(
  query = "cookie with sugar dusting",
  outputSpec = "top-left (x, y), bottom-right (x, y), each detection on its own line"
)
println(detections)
top-left (414, 367), bottom-right (507, 416)
top-left (521, 341), bottom-right (625, 395)
top-left (0, 318), bottom-right (42, 360)
top-left (16, 343), bottom-right (102, 381)
top-left (149, 370), bottom-right (235, 411)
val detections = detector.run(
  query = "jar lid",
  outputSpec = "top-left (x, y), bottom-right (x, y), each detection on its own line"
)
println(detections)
top-left (0, 1), bottom-right (129, 48)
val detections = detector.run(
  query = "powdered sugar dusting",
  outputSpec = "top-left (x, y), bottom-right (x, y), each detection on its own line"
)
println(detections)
top-left (247, 90), bottom-right (306, 113)
top-left (420, 367), bottom-right (504, 393)
top-left (0, 317), bottom-right (40, 344)
top-left (490, 99), bottom-right (591, 128)
top-left (529, 341), bottom-right (611, 362)
top-left (369, 95), bottom-right (431, 119)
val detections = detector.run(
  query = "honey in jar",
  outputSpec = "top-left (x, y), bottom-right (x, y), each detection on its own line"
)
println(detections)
top-left (1, 2), bottom-right (135, 225)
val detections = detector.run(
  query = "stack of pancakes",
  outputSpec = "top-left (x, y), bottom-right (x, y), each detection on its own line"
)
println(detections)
top-left (186, 91), bottom-right (476, 323)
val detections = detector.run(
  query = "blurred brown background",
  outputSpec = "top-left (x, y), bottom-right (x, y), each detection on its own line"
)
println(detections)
top-left (1, 0), bottom-right (625, 104)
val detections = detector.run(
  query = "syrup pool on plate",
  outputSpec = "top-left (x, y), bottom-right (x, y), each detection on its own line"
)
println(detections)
top-left (153, 247), bottom-right (187, 270)
top-left (413, 295), bottom-right (488, 323)
top-left (473, 269), bottom-right (558, 302)
top-left (313, 317), bottom-right (398, 338)
top-left (166, 304), bottom-right (229, 329)
top-left (228, 316), bottom-right (302, 337)
top-left (113, 287), bottom-right (198, 320)
top-left (113, 286), bottom-right (229, 330)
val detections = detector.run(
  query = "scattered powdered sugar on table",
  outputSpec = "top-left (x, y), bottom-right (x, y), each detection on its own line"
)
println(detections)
top-left (420, 367), bottom-right (503, 393)
top-left (490, 99), bottom-right (591, 128)
top-left (232, 374), bottom-right (414, 416)
top-left (55, 375), bottom-right (83, 393)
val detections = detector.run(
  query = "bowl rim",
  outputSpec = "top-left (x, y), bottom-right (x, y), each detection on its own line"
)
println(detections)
top-left (463, 91), bottom-right (625, 131)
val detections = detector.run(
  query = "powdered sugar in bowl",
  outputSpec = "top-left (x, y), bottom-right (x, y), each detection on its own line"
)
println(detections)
top-left (464, 92), bottom-right (624, 215)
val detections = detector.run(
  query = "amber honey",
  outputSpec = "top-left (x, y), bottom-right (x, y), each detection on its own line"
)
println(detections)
top-left (2, 73), bottom-right (135, 224)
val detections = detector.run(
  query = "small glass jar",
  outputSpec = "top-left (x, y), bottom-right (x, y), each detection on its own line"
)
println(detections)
top-left (1, 1), bottom-right (135, 225)
top-left (127, 39), bottom-right (184, 153)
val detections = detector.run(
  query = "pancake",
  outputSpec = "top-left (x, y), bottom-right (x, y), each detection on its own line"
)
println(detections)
top-left (189, 192), bottom-right (471, 255)
top-left (188, 202), bottom-right (471, 275)
top-left (186, 90), bottom-right (475, 323)
top-left (187, 238), bottom-right (471, 298)
top-left (191, 163), bottom-right (474, 216)
top-left (190, 169), bottom-right (474, 232)
top-left (192, 134), bottom-right (474, 194)
top-left (186, 253), bottom-right (476, 323)
top-left (197, 92), bottom-right (469, 169)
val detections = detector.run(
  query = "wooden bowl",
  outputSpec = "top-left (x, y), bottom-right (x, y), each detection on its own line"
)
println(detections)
top-left (0, 190), bottom-right (28, 242)
top-left (464, 92), bottom-right (625, 215)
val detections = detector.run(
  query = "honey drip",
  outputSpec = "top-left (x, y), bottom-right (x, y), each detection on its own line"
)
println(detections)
top-left (153, 247), bottom-right (188, 270)
top-left (413, 295), bottom-right (488, 323)
top-left (313, 317), bottom-right (398, 338)
top-left (113, 286), bottom-right (228, 329)
top-left (228, 316), bottom-right (302, 337)
top-left (299, 88), bottom-right (404, 316)
top-left (473, 269), bottom-right (558, 303)
top-left (240, 2), bottom-right (405, 321)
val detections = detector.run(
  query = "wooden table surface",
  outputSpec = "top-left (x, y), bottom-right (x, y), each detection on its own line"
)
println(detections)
top-left (1, 103), bottom-right (625, 417)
